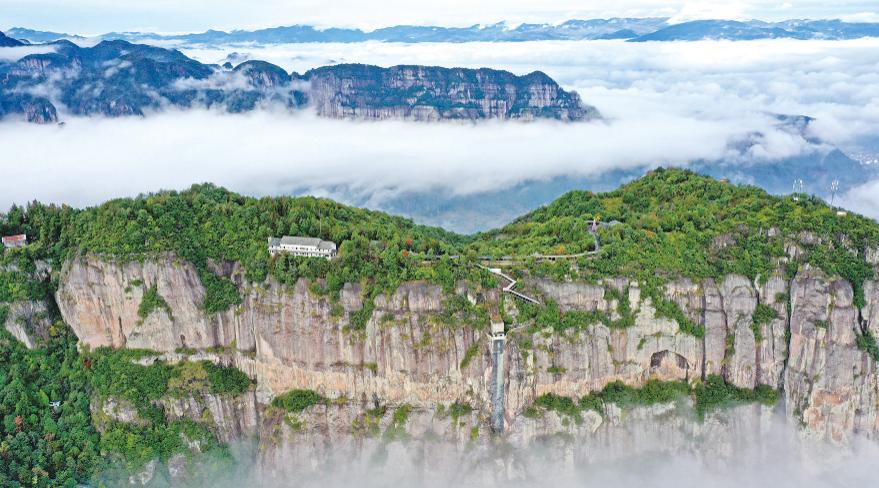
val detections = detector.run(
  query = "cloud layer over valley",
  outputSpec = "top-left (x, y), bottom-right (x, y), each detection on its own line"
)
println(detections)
top-left (1, 38), bottom-right (878, 230)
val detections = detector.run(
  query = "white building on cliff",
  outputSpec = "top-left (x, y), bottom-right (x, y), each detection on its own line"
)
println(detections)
top-left (268, 236), bottom-right (337, 259)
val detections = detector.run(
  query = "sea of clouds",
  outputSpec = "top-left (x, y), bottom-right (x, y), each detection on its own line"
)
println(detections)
top-left (0, 38), bottom-right (877, 225)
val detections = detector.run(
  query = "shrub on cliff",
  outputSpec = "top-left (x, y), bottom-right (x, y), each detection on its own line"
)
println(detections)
top-left (271, 389), bottom-right (327, 413)
top-left (693, 375), bottom-right (778, 416)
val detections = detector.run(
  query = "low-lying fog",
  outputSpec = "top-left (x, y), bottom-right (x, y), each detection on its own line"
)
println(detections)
top-left (112, 417), bottom-right (879, 488)
top-left (1, 39), bottom-right (878, 228)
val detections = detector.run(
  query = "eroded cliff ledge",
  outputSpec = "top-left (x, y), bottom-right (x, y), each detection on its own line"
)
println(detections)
top-left (55, 253), bottom-right (879, 445)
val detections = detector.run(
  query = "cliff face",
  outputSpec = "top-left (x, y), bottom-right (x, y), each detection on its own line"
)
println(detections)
top-left (303, 64), bottom-right (595, 121)
top-left (56, 255), bottom-right (491, 409)
top-left (56, 254), bottom-right (879, 446)
top-left (0, 40), bottom-right (595, 123)
top-left (2, 299), bottom-right (52, 348)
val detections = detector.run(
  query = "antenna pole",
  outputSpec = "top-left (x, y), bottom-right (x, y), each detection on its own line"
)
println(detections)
top-left (830, 179), bottom-right (840, 207)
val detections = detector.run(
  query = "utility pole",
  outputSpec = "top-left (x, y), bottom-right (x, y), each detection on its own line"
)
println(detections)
top-left (792, 179), bottom-right (805, 202)
top-left (830, 179), bottom-right (840, 207)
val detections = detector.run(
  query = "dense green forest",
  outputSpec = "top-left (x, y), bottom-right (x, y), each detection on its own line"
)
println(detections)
top-left (2, 169), bottom-right (877, 315)
top-left (472, 168), bottom-right (879, 306)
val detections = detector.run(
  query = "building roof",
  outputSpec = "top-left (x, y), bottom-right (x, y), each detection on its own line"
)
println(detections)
top-left (2, 234), bottom-right (26, 244)
top-left (270, 236), bottom-right (337, 251)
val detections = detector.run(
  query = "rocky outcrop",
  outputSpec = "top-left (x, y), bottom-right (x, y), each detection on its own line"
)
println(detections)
top-left (92, 390), bottom-right (260, 443)
top-left (0, 94), bottom-right (58, 124)
top-left (56, 255), bottom-right (879, 444)
top-left (784, 266), bottom-right (879, 442)
top-left (162, 390), bottom-right (260, 443)
top-left (57, 255), bottom-right (492, 410)
top-left (303, 64), bottom-right (596, 121)
top-left (3, 299), bottom-right (51, 348)
top-left (0, 40), bottom-right (595, 123)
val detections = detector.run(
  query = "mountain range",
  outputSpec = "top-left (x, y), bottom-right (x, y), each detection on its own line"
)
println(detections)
top-left (0, 36), bottom-right (594, 123)
top-left (0, 30), bottom-right (24, 47)
top-left (1, 32), bottom-right (874, 232)
top-left (6, 18), bottom-right (879, 45)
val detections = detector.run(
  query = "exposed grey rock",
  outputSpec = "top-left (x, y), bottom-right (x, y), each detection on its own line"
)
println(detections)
top-left (57, 255), bottom-right (879, 445)
top-left (785, 267), bottom-right (878, 443)
top-left (3, 300), bottom-right (51, 348)
top-left (720, 275), bottom-right (758, 389)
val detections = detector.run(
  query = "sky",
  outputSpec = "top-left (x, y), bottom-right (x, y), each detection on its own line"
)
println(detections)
top-left (2, 0), bottom-right (879, 34)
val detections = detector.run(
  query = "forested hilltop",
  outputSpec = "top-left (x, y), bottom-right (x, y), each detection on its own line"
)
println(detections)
top-left (473, 169), bottom-right (879, 305)
top-left (2, 168), bottom-right (879, 486)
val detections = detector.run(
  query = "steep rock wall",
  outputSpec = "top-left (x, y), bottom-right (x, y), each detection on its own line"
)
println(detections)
top-left (55, 255), bottom-right (879, 442)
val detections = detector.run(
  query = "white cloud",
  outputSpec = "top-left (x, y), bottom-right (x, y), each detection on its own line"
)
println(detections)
top-left (0, 109), bottom-right (754, 210)
top-left (840, 178), bottom-right (879, 220)
top-left (0, 44), bottom-right (57, 61)
top-left (1, 38), bottom-right (876, 225)
top-left (839, 12), bottom-right (879, 23)
top-left (668, 1), bottom-right (751, 23)
top-left (180, 38), bottom-right (879, 149)
top-left (102, 58), bottom-right (132, 77)
top-left (171, 69), bottom-right (251, 91)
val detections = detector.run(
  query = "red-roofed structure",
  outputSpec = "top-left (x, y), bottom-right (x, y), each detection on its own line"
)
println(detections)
top-left (2, 234), bottom-right (27, 249)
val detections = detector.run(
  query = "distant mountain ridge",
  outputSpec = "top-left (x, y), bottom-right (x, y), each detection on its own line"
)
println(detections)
top-left (0, 30), bottom-right (25, 47)
top-left (0, 36), bottom-right (594, 123)
top-left (6, 18), bottom-right (879, 45)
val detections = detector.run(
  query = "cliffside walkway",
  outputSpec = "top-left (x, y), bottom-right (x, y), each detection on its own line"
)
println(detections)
top-left (479, 219), bottom-right (614, 264)
top-left (477, 265), bottom-right (540, 305)
top-left (420, 220), bottom-right (613, 266)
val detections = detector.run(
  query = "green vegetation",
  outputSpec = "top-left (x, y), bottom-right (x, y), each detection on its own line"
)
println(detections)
top-left (90, 350), bottom-right (251, 408)
top-left (383, 404), bottom-right (412, 441)
top-left (271, 389), bottom-right (327, 413)
top-left (595, 380), bottom-right (692, 408)
top-left (693, 375), bottom-right (778, 416)
top-left (524, 378), bottom-right (776, 423)
top-left (202, 361), bottom-right (252, 396)
top-left (97, 418), bottom-right (225, 473)
top-left (856, 328), bottom-right (879, 362)
top-left (459, 343), bottom-right (480, 370)
top-left (515, 298), bottom-right (634, 334)
top-left (137, 283), bottom-right (172, 320)
top-left (448, 401), bottom-right (473, 426)
top-left (0, 324), bottom-right (101, 487)
top-left (86, 349), bottom-right (251, 473)
top-left (471, 168), bottom-right (879, 308)
top-left (651, 292), bottom-right (704, 338)
top-left (526, 393), bottom-right (583, 421)
top-left (0, 168), bottom-right (876, 485)
top-left (354, 405), bottom-right (387, 437)
top-left (751, 304), bottom-right (779, 342)
top-left (2, 169), bottom-right (876, 339)
top-left (0, 322), bottom-right (250, 486)
top-left (1, 184), bottom-right (467, 318)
